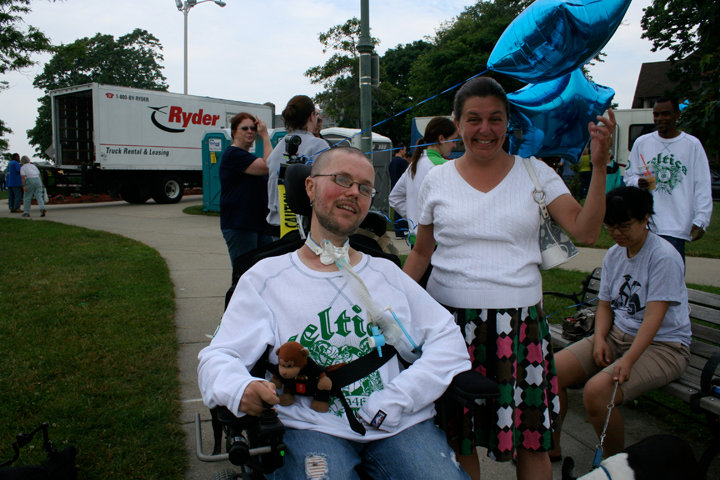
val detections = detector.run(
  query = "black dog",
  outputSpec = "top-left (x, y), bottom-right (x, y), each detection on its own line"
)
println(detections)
top-left (561, 434), bottom-right (702, 480)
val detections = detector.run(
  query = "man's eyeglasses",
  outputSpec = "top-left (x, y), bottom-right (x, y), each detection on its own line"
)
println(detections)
top-left (239, 125), bottom-right (257, 132)
top-left (312, 173), bottom-right (376, 198)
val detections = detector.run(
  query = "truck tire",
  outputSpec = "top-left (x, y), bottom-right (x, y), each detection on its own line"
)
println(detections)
top-left (152, 175), bottom-right (184, 204)
top-left (120, 184), bottom-right (150, 204)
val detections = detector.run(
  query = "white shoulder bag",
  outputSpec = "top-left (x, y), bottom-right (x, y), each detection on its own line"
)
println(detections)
top-left (522, 157), bottom-right (579, 269)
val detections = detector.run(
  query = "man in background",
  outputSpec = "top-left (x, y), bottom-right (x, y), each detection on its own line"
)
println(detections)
top-left (624, 96), bottom-right (713, 260)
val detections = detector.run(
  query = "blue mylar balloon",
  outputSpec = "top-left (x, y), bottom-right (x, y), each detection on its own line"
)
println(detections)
top-left (507, 69), bottom-right (615, 162)
top-left (488, 0), bottom-right (632, 83)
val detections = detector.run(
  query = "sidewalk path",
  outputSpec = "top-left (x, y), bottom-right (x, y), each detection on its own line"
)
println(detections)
top-left (4, 198), bottom-right (717, 479)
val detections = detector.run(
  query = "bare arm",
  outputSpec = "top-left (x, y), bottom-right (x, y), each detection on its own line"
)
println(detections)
top-left (547, 110), bottom-right (616, 244)
top-left (256, 119), bottom-right (273, 162)
top-left (244, 119), bottom-right (272, 176)
top-left (402, 223), bottom-right (435, 282)
top-left (612, 301), bottom-right (668, 384)
top-left (592, 300), bottom-right (614, 367)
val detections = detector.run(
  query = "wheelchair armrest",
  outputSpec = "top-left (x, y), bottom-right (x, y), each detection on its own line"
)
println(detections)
top-left (447, 369), bottom-right (499, 402)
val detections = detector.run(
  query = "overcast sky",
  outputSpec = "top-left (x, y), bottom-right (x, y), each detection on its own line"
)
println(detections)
top-left (1, 0), bottom-right (668, 156)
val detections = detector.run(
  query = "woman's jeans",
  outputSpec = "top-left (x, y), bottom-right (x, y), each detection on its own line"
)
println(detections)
top-left (23, 177), bottom-right (44, 214)
top-left (222, 228), bottom-right (273, 281)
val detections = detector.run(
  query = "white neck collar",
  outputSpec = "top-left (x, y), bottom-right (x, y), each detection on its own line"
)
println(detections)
top-left (305, 235), bottom-right (350, 266)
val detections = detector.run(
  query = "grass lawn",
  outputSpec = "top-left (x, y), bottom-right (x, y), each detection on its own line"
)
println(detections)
top-left (183, 204), bottom-right (219, 216)
top-left (0, 219), bottom-right (185, 479)
top-left (575, 200), bottom-right (720, 258)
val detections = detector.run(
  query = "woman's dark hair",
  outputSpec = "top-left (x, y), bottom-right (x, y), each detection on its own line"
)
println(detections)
top-left (453, 76), bottom-right (509, 120)
top-left (604, 186), bottom-right (654, 225)
top-left (282, 95), bottom-right (315, 131)
top-left (230, 112), bottom-right (256, 135)
top-left (409, 116), bottom-right (456, 178)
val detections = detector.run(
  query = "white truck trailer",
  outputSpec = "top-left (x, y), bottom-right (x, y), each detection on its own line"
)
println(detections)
top-left (49, 83), bottom-right (273, 203)
top-left (611, 108), bottom-right (655, 169)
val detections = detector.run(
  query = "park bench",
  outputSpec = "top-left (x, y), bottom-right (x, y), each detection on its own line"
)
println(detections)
top-left (545, 267), bottom-right (720, 474)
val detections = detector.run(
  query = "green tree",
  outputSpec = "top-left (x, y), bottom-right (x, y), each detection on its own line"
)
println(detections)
top-left (0, 0), bottom-right (54, 152)
top-left (378, 40), bottom-right (433, 144)
top-left (641, 0), bottom-right (720, 162)
top-left (306, 1), bottom-right (532, 144)
top-left (305, 18), bottom-right (376, 130)
top-left (0, 0), bottom-right (52, 75)
top-left (408, 0), bottom-right (532, 117)
top-left (27, 28), bottom-right (168, 157)
top-left (0, 119), bottom-right (11, 153)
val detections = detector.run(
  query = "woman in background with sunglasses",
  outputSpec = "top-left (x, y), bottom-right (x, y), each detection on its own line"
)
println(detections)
top-left (220, 112), bottom-right (273, 282)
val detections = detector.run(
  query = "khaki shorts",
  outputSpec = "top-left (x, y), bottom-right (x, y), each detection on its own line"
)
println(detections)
top-left (564, 325), bottom-right (690, 402)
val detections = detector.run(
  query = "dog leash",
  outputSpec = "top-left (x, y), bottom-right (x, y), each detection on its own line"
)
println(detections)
top-left (593, 380), bottom-right (620, 471)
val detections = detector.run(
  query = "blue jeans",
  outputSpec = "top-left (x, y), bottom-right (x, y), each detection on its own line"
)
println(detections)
top-left (23, 177), bottom-right (44, 214)
top-left (222, 228), bottom-right (273, 280)
top-left (659, 235), bottom-right (686, 263)
top-left (268, 420), bottom-right (469, 480)
top-left (8, 186), bottom-right (22, 211)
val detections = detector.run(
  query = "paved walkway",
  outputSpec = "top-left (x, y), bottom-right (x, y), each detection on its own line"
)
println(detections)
top-left (4, 197), bottom-right (717, 479)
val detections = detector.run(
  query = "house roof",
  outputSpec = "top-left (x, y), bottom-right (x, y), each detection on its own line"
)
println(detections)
top-left (632, 61), bottom-right (678, 108)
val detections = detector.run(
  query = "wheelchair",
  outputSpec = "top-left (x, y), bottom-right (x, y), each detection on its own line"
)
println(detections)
top-left (195, 146), bottom-right (499, 479)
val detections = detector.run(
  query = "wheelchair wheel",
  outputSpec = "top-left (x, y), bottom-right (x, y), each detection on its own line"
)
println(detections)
top-left (213, 469), bottom-right (238, 480)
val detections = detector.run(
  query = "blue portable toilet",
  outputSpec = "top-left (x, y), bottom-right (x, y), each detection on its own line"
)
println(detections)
top-left (202, 130), bottom-right (231, 212)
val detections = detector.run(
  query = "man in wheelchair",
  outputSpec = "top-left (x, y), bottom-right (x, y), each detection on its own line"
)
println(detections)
top-left (198, 146), bottom-right (473, 479)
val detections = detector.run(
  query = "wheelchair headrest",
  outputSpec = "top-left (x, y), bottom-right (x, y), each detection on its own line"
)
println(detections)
top-left (284, 163), bottom-right (313, 217)
top-left (283, 161), bottom-right (388, 237)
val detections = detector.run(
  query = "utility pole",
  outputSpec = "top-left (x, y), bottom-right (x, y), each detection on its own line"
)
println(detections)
top-left (357, 0), bottom-right (373, 157)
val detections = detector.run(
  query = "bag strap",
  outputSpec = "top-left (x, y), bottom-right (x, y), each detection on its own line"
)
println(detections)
top-left (522, 157), bottom-right (551, 220)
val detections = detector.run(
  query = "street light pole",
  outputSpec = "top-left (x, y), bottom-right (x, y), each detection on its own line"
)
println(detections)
top-left (357, 0), bottom-right (373, 157)
top-left (175, 0), bottom-right (226, 95)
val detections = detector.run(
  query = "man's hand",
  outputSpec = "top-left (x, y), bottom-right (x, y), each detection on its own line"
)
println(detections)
top-left (691, 224), bottom-right (706, 242)
top-left (239, 380), bottom-right (279, 416)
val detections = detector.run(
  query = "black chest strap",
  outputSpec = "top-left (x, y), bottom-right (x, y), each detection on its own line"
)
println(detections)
top-left (261, 344), bottom-right (398, 435)
top-left (326, 344), bottom-right (398, 435)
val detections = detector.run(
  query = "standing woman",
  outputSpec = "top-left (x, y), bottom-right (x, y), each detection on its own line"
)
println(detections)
top-left (388, 116), bottom-right (457, 244)
top-left (403, 77), bottom-right (615, 480)
top-left (20, 156), bottom-right (45, 218)
top-left (220, 112), bottom-right (273, 282)
top-left (266, 95), bottom-right (330, 236)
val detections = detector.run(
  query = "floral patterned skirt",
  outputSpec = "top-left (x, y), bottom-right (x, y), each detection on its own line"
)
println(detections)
top-left (452, 304), bottom-right (559, 462)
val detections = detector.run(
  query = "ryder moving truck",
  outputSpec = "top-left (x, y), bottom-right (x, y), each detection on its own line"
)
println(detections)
top-left (49, 83), bottom-right (273, 203)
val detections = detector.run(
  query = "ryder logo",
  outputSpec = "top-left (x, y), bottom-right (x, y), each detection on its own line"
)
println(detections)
top-left (106, 93), bottom-right (114, 98)
top-left (148, 105), bottom-right (221, 133)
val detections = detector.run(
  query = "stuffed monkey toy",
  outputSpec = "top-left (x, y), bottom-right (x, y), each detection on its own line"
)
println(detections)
top-left (270, 341), bottom-right (332, 412)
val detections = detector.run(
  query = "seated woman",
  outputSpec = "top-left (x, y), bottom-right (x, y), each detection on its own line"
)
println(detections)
top-left (551, 186), bottom-right (691, 459)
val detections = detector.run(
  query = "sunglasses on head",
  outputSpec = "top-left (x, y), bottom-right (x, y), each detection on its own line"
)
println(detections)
top-left (239, 125), bottom-right (257, 131)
